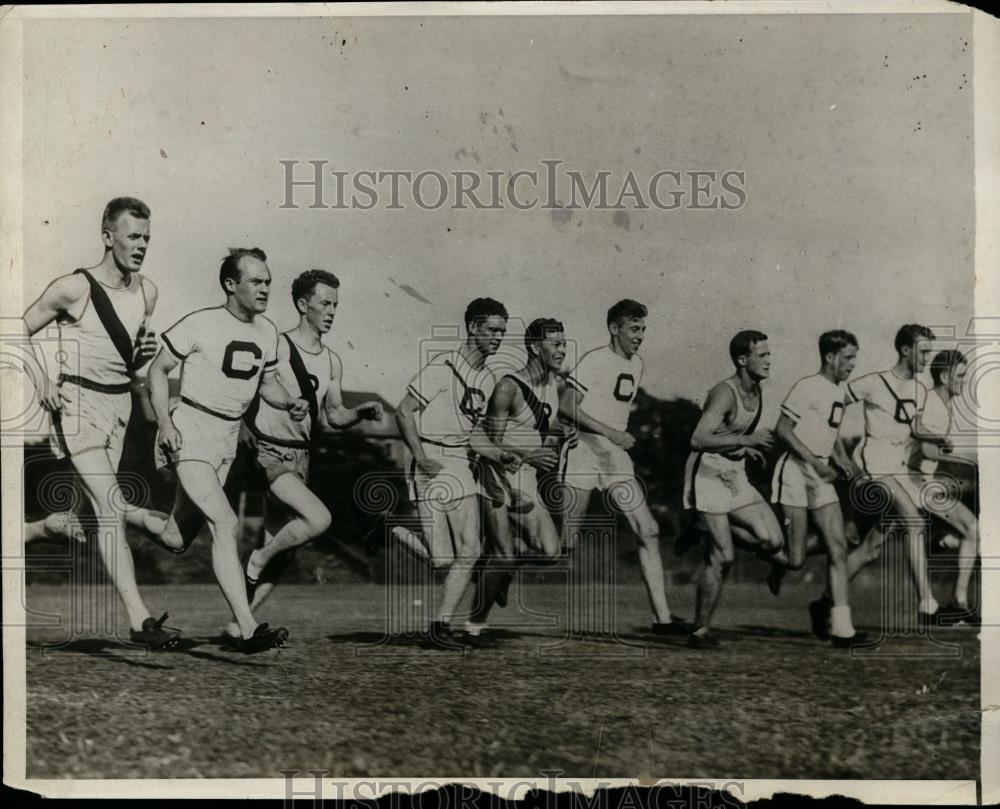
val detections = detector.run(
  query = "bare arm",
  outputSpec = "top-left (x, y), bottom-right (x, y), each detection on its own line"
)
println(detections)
top-left (131, 279), bottom-right (159, 371)
top-left (320, 353), bottom-right (383, 430)
top-left (775, 413), bottom-right (837, 482)
top-left (690, 384), bottom-right (773, 453)
top-left (147, 348), bottom-right (182, 450)
top-left (259, 368), bottom-right (308, 421)
top-left (21, 275), bottom-right (86, 411)
top-left (473, 377), bottom-right (548, 466)
top-left (558, 383), bottom-right (634, 449)
top-left (395, 392), bottom-right (445, 475)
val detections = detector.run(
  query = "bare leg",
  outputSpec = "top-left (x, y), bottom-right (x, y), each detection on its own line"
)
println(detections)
top-left (172, 460), bottom-right (258, 639)
top-left (248, 474), bottom-right (331, 577)
top-left (70, 451), bottom-right (152, 631)
top-left (436, 496), bottom-right (484, 624)
top-left (613, 481), bottom-right (673, 624)
top-left (694, 513), bottom-right (736, 633)
top-left (559, 486), bottom-right (592, 552)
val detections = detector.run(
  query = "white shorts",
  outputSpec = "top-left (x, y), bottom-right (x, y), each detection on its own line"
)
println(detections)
top-left (770, 453), bottom-right (840, 510)
top-left (405, 442), bottom-right (480, 504)
top-left (48, 380), bottom-right (131, 471)
top-left (155, 400), bottom-right (241, 485)
top-left (895, 468), bottom-right (963, 516)
top-left (683, 451), bottom-right (764, 514)
top-left (478, 459), bottom-right (541, 511)
top-left (563, 433), bottom-right (636, 491)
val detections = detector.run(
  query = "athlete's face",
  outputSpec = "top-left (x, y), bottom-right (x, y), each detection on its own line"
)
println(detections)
top-left (535, 331), bottom-right (567, 373)
top-left (102, 213), bottom-right (150, 273)
top-left (946, 361), bottom-right (968, 397)
top-left (470, 315), bottom-right (507, 356)
top-left (904, 342), bottom-right (934, 374)
top-left (827, 345), bottom-right (858, 382)
top-left (742, 340), bottom-right (771, 380)
top-left (300, 283), bottom-right (339, 334)
top-left (229, 257), bottom-right (272, 315)
top-left (611, 317), bottom-right (645, 357)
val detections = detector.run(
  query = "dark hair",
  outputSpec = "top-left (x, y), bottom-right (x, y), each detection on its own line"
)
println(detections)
top-left (464, 297), bottom-right (508, 332)
top-left (607, 299), bottom-right (647, 326)
top-left (930, 349), bottom-right (968, 387)
top-left (818, 330), bottom-right (858, 364)
top-left (292, 269), bottom-right (340, 306)
top-left (729, 330), bottom-right (768, 367)
top-left (101, 197), bottom-right (150, 232)
top-left (894, 323), bottom-right (935, 354)
top-left (219, 247), bottom-right (267, 292)
top-left (525, 317), bottom-right (565, 356)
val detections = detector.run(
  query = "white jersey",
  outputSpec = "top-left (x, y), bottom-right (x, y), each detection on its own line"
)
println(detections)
top-left (779, 373), bottom-right (849, 458)
top-left (497, 370), bottom-right (560, 451)
top-left (161, 306), bottom-right (279, 419)
top-left (565, 345), bottom-right (642, 433)
top-left (405, 349), bottom-right (495, 448)
top-left (57, 269), bottom-right (149, 386)
top-left (253, 333), bottom-right (337, 446)
top-left (847, 370), bottom-right (927, 474)
top-left (914, 388), bottom-right (953, 475)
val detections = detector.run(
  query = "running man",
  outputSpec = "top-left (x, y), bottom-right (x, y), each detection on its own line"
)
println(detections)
top-left (764, 330), bottom-right (866, 646)
top-left (837, 347), bottom-right (980, 629)
top-left (219, 269), bottom-right (384, 638)
top-left (913, 349), bottom-right (979, 625)
top-left (467, 317), bottom-right (569, 637)
top-left (21, 197), bottom-right (179, 649)
top-left (146, 247), bottom-right (307, 653)
top-left (558, 299), bottom-right (692, 636)
top-left (682, 330), bottom-right (783, 648)
top-left (387, 297), bottom-right (517, 648)
top-left (829, 324), bottom-right (949, 629)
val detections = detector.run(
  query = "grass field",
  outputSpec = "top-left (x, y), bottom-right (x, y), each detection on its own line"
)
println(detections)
top-left (23, 580), bottom-right (979, 781)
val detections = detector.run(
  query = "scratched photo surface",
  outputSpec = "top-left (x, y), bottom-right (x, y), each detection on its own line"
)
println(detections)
top-left (5, 6), bottom-right (984, 794)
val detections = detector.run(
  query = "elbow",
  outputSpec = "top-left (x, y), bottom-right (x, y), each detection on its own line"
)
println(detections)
top-left (689, 434), bottom-right (705, 452)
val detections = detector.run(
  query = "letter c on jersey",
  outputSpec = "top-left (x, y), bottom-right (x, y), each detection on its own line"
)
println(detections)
top-left (222, 341), bottom-right (263, 380)
top-left (613, 373), bottom-right (636, 403)
top-left (827, 401), bottom-right (845, 429)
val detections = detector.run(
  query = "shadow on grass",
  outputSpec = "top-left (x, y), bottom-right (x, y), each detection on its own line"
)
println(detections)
top-left (27, 638), bottom-right (176, 670)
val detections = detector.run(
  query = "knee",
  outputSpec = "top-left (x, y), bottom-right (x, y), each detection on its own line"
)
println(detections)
top-left (637, 526), bottom-right (660, 550)
top-left (307, 506), bottom-right (332, 537)
top-left (209, 514), bottom-right (240, 543)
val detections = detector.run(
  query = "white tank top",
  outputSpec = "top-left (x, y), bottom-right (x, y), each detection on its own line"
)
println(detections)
top-left (500, 370), bottom-right (560, 451)
top-left (57, 271), bottom-right (147, 386)
top-left (704, 377), bottom-right (762, 460)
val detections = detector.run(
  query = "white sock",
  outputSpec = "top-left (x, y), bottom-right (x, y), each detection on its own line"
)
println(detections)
top-left (464, 621), bottom-right (487, 636)
top-left (830, 605), bottom-right (855, 638)
top-left (919, 597), bottom-right (940, 615)
top-left (939, 534), bottom-right (961, 551)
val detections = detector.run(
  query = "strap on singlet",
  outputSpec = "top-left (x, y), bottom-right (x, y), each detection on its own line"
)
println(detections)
top-left (503, 374), bottom-right (552, 437)
top-left (284, 335), bottom-right (320, 426)
top-left (443, 359), bottom-right (470, 392)
top-left (243, 335), bottom-right (319, 445)
top-left (720, 381), bottom-right (763, 461)
top-left (73, 269), bottom-right (139, 373)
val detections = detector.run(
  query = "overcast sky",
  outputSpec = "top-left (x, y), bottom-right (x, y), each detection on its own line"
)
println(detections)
top-left (21, 11), bottom-right (974, 425)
